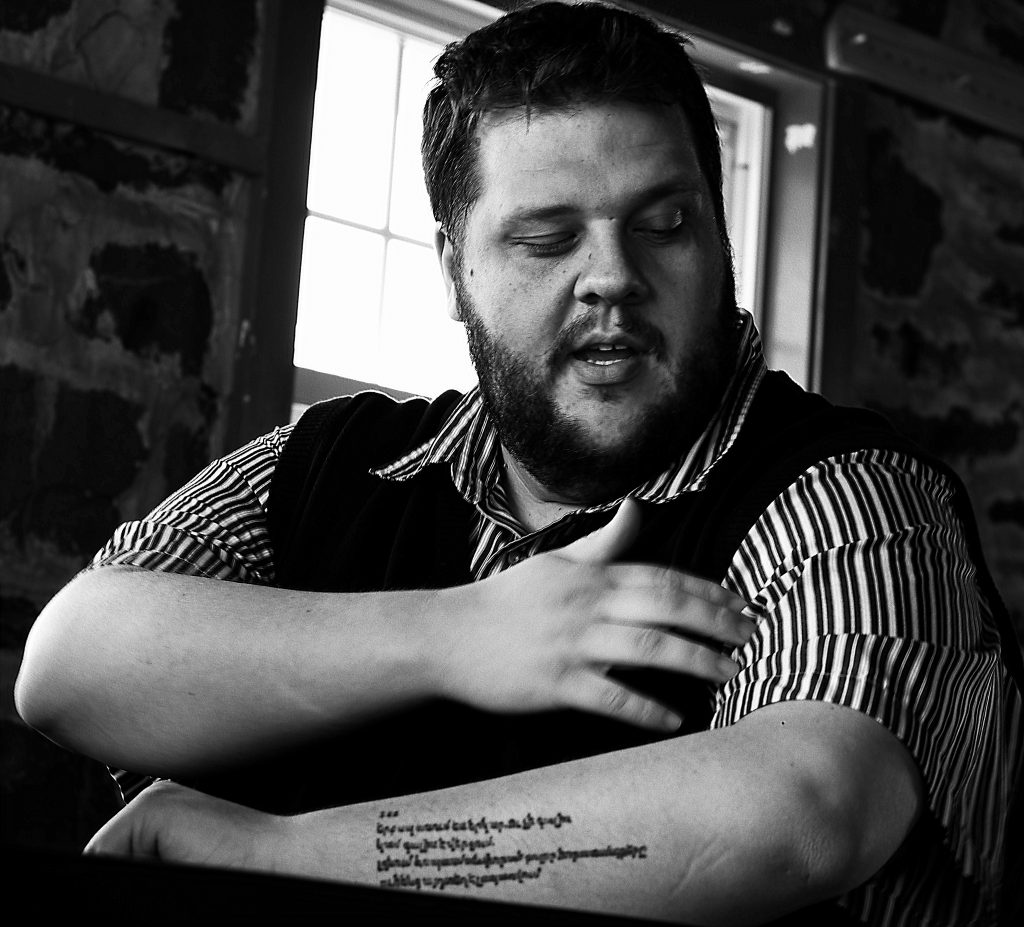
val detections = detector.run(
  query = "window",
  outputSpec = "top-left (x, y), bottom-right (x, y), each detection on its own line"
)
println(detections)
top-left (293, 1), bottom-right (495, 409)
top-left (292, 0), bottom-right (812, 415)
top-left (706, 85), bottom-right (770, 321)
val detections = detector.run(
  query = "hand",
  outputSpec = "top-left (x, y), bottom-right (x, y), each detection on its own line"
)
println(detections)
top-left (85, 780), bottom-right (288, 873)
top-left (436, 499), bottom-right (755, 731)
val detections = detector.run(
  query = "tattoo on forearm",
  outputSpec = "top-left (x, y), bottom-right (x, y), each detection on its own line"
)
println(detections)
top-left (375, 809), bottom-right (648, 891)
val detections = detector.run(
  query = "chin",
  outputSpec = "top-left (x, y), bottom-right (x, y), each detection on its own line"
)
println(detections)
top-left (571, 408), bottom-right (662, 450)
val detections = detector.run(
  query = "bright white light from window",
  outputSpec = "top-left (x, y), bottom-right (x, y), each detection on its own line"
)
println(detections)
top-left (306, 14), bottom-right (399, 226)
top-left (784, 123), bottom-right (817, 154)
top-left (294, 6), bottom-right (477, 398)
top-left (389, 38), bottom-right (444, 243)
top-left (293, 216), bottom-right (385, 383)
top-left (380, 239), bottom-right (475, 395)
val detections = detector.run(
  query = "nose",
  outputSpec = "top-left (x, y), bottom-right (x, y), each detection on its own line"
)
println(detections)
top-left (572, 229), bottom-right (649, 308)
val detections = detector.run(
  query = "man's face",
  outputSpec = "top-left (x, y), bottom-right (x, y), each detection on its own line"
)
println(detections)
top-left (441, 102), bottom-right (735, 504)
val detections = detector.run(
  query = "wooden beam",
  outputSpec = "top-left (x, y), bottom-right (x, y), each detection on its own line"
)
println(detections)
top-left (224, 0), bottom-right (325, 447)
top-left (827, 4), bottom-right (1024, 141)
top-left (0, 61), bottom-right (266, 173)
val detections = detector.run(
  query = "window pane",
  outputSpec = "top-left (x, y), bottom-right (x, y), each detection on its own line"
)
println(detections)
top-left (306, 11), bottom-right (399, 226)
top-left (293, 216), bottom-right (385, 383)
top-left (379, 238), bottom-right (476, 396)
top-left (389, 37), bottom-right (445, 243)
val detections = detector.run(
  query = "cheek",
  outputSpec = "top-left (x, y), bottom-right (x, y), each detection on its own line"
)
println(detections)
top-left (651, 256), bottom-right (708, 309)
top-left (655, 265), bottom-right (724, 342)
top-left (478, 265), bottom-right (570, 328)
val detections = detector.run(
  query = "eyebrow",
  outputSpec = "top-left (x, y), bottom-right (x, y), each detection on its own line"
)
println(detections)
top-left (498, 180), bottom-right (705, 230)
top-left (500, 204), bottom-right (578, 227)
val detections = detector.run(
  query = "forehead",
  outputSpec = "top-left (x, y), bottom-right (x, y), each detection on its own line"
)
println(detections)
top-left (471, 102), bottom-right (706, 216)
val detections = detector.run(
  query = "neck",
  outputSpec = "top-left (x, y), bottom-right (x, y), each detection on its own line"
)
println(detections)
top-left (501, 449), bottom-right (582, 532)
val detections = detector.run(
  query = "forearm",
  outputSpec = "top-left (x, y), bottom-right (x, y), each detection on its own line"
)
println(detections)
top-left (283, 743), bottom-right (740, 923)
top-left (274, 710), bottom-right (890, 925)
top-left (85, 701), bottom-right (920, 923)
top-left (15, 515), bottom-right (757, 778)
top-left (15, 565), bottom-right (441, 776)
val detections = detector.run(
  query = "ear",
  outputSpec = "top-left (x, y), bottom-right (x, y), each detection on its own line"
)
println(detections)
top-left (435, 227), bottom-right (462, 322)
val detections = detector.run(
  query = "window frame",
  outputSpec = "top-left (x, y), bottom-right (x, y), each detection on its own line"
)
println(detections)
top-left (665, 21), bottom-right (828, 389)
top-left (292, 0), bottom-right (499, 415)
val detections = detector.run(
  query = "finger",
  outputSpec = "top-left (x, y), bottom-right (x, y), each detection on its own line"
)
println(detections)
top-left (595, 588), bottom-right (755, 649)
top-left (600, 568), bottom-right (755, 645)
top-left (581, 623), bottom-right (742, 683)
top-left (598, 588), bottom-right (755, 648)
top-left (559, 498), bottom-right (642, 564)
top-left (607, 562), bottom-right (751, 614)
top-left (559, 669), bottom-right (683, 731)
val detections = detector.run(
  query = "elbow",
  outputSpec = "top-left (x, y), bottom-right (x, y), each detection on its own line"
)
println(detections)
top-left (660, 780), bottom-right (904, 925)
top-left (783, 767), bottom-right (914, 901)
top-left (13, 660), bottom-right (41, 728)
top-left (14, 572), bottom-right (105, 742)
top-left (16, 619), bottom-right (76, 740)
top-left (14, 679), bottom-right (64, 744)
top-left (664, 705), bottom-right (923, 924)
top-left (786, 805), bottom-right (872, 901)
top-left (704, 771), bottom-right (913, 922)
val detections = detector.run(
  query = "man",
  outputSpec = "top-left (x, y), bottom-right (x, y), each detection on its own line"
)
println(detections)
top-left (15, 3), bottom-right (1021, 925)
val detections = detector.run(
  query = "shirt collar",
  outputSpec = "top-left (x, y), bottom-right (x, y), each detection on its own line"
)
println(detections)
top-left (372, 309), bottom-right (767, 510)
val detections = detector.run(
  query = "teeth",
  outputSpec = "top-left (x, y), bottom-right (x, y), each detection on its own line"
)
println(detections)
top-left (574, 342), bottom-right (634, 365)
top-left (577, 343), bottom-right (631, 365)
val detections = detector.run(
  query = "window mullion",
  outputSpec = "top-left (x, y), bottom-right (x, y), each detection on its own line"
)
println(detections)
top-left (376, 37), bottom-right (406, 352)
top-left (307, 207), bottom-right (431, 250)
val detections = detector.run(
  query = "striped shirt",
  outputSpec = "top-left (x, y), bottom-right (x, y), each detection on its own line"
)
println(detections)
top-left (91, 310), bottom-right (1020, 926)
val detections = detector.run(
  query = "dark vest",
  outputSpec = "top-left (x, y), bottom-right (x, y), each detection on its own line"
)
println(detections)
top-left (185, 371), bottom-right (1020, 816)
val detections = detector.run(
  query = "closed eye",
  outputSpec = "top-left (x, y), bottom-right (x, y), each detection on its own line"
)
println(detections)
top-left (634, 209), bottom-right (687, 242)
top-left (514, 233), bottom-right (577, 257)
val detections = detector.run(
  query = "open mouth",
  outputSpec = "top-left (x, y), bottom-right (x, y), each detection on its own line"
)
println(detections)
top-left (572, 343), bottom-right (638, 366)
top-left (566, 340), bottom-right (650, 386)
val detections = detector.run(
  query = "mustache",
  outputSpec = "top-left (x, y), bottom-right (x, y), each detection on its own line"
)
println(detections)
top-left (548, 311), bottom-right (668, 361)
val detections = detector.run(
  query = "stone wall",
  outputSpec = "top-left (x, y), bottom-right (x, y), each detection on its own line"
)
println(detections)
top-left (842, 0), bottom-right (1024, 633)
top-left (855, 95), bottom-right (1024, 633)
top-left (1, 0), bottom-right (264, 849)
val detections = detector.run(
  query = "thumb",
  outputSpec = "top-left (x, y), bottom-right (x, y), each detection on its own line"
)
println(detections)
top-left (560, 497), bottom-right (642, 564)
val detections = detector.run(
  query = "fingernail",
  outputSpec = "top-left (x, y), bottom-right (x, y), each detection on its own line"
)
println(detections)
top-left (717, 656), bottom-right (740, 679)
top-left (662, 711), bottom-right (683, 730)
top-left (726, 618), bottom-right (756, 647)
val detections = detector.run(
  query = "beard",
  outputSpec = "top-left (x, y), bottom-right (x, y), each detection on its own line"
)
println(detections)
top-left (455, 267), bottom-right (738, 506)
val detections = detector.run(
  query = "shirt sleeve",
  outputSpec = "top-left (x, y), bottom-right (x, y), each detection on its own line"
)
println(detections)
top-left (712, 448), bottom-right (1020, 921)
top-left (88, 423), bottom-right (294, 584)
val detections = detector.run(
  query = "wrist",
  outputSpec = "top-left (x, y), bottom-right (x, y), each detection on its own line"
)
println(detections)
top-left (280, 806), bottom-right (375, 884)
top-left (413, 584), bottom-right (471, 702)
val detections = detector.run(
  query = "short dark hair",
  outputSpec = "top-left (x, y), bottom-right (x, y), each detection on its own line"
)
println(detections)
top-left (422, 1), bottom-right (729, 263)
